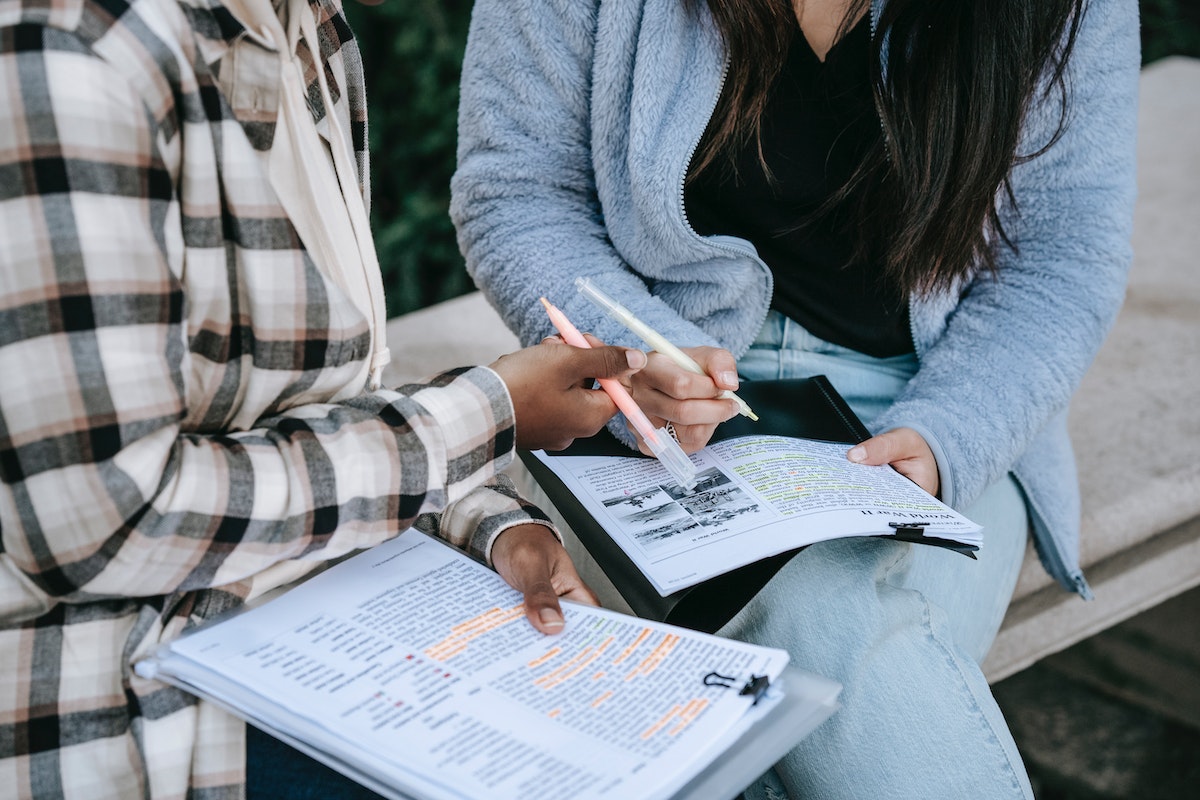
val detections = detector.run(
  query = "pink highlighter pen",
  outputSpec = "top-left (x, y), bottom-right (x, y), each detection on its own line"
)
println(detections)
top-left (540, 297), bottom-right (698, 492)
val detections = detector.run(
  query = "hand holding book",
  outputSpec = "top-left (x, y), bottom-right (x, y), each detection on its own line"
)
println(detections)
top-left (520, 376), bottom-right (981, 632)
top-left (846, 426), bottom-right (941, 498)
top-left (490, 523), bottom-right (599, 634)
top-left (137, 530), bottom-right (841, 800)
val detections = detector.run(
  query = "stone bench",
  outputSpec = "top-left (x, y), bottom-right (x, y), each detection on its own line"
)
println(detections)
top-left (980, 56), bottom-right (1200, 680)
top-left (382, 57), bottom-right (1200, 683)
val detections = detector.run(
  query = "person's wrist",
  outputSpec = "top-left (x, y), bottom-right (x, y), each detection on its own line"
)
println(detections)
top-left (490, 522), bottom-right (561, 566)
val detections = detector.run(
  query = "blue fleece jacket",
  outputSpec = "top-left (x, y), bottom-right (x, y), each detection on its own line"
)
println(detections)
top-left (451, 0), bottom-right (1140, 597)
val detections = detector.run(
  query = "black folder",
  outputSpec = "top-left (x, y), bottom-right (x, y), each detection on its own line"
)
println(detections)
top-left (520, 376), bottom-right (878, 634)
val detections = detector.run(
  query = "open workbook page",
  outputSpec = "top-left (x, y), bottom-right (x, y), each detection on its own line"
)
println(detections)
top-left (531, 434), bottom-right (982, 596)
top-left (138, 530), bottom-right (838, 800)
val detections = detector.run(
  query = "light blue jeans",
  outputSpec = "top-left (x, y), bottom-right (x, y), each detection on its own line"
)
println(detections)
top-left (722, 312), bottom-right (1033, 800)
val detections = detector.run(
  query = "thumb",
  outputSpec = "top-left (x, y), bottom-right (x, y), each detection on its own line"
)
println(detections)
top-left (522, 579), bottom-right (567, 634)
top-left (846, 428), bottom-right (939, 496)
top-left (847, 431), bottom-right (909, 466)
top-left (692, 348), bottom-right (740, 392)
top-left (576, 345), bottom-right (647, 380)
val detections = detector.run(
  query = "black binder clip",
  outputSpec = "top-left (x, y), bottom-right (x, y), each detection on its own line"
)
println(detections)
top-left (739, 674), bottom-right (771, 705)
top-left (703, 671), bottom-right (771, 704)
top-left (703, 671), bottom-right (737, 688)
top-left (888, 521), bottom-right (930, 536)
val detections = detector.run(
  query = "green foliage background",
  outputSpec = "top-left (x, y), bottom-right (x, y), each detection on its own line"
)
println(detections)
top-left (345, 0), bottom-right (1200, 319)
top-left (344, 0), bottom-right (474, 318)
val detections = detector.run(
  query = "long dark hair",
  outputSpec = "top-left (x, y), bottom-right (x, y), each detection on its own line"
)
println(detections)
top-left (689, 0), bottom-right (1085, 296)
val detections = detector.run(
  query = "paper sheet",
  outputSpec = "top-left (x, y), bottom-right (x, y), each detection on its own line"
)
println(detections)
top-left (154, 531), bottom-right (788, 800)
top-left (533, 434), bottom-right (982, 594)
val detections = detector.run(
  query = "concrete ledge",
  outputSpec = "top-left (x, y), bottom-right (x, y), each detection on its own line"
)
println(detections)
top-left (985, 518), bottom-right (1200, 680)
top-left (384, 57), bottom-right (1200, 684)
top-left (983, 56), bottom-right (1200, 680)
top-left (382, 293), bottom-right (518, 385)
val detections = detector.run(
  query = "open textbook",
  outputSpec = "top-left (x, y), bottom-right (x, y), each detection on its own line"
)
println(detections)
top-left (520, 377), bottom-right (982, 629)
top-left (136, 529), bottom-right (841, 800)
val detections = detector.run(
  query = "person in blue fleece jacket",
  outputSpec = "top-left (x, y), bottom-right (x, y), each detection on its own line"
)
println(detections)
top-left (451, 0), bottom-right (1139, 796)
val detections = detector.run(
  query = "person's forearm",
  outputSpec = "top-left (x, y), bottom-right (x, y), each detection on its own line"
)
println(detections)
top-left (415, 474), bottom-right (559, 565)
top-left (0, 41), bottom-right (520, 604)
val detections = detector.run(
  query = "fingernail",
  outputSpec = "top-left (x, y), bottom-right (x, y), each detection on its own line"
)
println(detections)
top-left (718, 371), bottom-right (739, 389)
top-left (626, 350), bottom-right (647, 369)
top-left (539, 608), bottom-right (565, 628)
top-left (848, 446), bottom-right (866, 463)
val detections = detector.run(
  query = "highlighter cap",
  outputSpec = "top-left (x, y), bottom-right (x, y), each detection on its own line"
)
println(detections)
top-left (645, 428), bottom-right (698, 492)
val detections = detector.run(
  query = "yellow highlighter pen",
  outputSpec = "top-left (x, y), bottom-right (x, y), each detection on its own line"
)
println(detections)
top-left (575, 277), bottom-right (759, 421)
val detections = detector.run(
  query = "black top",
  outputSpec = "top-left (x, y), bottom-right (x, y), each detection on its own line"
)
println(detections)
top-left (684, 16), bottom-right (913, 357)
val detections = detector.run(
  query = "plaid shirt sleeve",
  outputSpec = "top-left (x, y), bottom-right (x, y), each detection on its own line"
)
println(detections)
top-left (0, 2), bottom-right (550, 619)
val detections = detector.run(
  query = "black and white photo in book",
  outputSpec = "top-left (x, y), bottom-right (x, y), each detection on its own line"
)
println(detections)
top-left (531, 434), bottom-right (981, 597)
top-left (522, 377), bottom-right (981, 607)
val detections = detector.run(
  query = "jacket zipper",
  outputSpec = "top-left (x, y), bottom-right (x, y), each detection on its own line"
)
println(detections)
top-left (1011, 472), bottom-right (1094, 599)
top-left (867, 1), bottom-right (921, 355)
top-left (677, 55), bottom-right (774, 360)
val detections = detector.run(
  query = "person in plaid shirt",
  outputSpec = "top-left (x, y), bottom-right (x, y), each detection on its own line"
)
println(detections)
top-left (0, 0), bottom-right (653, 796)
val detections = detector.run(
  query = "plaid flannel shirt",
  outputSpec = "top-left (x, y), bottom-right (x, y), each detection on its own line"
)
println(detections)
top-left (0, 0), bottom-right (554, 796)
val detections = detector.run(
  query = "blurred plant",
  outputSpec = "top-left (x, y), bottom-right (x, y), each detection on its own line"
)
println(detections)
top-left (344, 0), bottom-right (474, 318)
top-left (1141, 0), bottom-right (1200, 64)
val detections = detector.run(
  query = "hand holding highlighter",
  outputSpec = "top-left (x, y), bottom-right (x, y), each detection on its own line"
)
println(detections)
top-left (540, 297), bottom-right (699, 492)
top-left (575, 277), bottom-right (758, 421)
